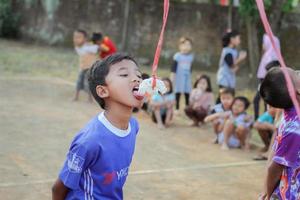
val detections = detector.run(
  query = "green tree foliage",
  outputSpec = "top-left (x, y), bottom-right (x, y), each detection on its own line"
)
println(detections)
top-left (0, 0), bottom-right (20, 38)
top-left (239, 0), bottom-right (297, 19)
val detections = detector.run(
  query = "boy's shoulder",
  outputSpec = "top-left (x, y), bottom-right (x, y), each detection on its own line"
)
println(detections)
top-left (212, 103), bottom-right (224, 113)
top-left (71, 116), bottom-right (102, 147)
top-left (71, 114), bottom-right (139, 148)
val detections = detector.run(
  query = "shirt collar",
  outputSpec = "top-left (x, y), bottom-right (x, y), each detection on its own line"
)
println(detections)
top-left (98, 112), bottom-right (131, 137)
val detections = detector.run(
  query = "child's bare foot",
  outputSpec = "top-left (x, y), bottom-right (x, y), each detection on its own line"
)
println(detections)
top-left (158, 124), bottom-right (166, 129)
top-left (189, 121), bottom-right (198, 127)
top-left (72, 97), bottom-right (79, 102)
top-left (259, 146), bottom-right (268, 153)
top-left (243, 143), bottom-right (251, 152)
top-left (174, 110), bottom-right (180, 115)
top-left (221, 144), bottom-right (230, 150)
top-left (212, 137), bottom-right (218, 144)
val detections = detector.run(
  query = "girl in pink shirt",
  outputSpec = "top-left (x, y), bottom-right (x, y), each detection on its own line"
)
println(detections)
top-left (185, 75), bottom-right (214, 126)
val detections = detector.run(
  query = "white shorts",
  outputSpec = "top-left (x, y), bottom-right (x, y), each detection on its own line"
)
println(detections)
top-left (218, 132), bottom-right (240, 148)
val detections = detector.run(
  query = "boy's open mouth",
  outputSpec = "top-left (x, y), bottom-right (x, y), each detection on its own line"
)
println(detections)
top-left (132, 87), bottom-right (144, 101)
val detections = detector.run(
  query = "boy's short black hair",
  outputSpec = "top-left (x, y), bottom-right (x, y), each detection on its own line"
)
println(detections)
top-left (219, 87), bottom-right (235, 97)
top-left (91, 32), bottom-right (103, 43)
top-left (88, 53), bottom-right (138, 109)
top-left (233, 96), bottom-right (250, 110)
top-left (222, 30), bottom-right (240, 47)
top-left (75, 29), bottom-right (87, 38)
top-left (265, 60), bottom-right (280, 71)
top-left (260, 67), bottom-right (294, 109)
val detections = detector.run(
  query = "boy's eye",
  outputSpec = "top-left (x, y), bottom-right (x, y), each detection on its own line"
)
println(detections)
top-left (137, 74), bottom-right (142, 79)
top-left (120, 74), bottom-right (128, 77)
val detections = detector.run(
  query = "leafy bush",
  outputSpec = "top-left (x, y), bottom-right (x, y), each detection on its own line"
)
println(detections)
top-left (0, 0), bottom-right (20, 38)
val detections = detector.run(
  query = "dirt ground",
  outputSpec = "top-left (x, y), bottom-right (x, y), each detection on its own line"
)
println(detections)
top-left (0, 76), bottom-right (266, 200)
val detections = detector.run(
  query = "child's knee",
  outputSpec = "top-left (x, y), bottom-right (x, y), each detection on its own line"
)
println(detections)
top-left (253, 122), bottom-right (260, 130)
top-left (225, 119), bottom-right (235, 127)
top-left (236, 125), bottom-right (248, 133)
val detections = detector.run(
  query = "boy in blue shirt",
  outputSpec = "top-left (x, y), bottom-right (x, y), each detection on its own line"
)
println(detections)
top-left (253, 105), bottom-right (277, 153)
top-left (52, 53), bottom-right (143, 200)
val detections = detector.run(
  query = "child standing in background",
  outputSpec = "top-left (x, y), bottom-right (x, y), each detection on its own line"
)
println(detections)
top-left (150, 78), bottom-right (175, 129)
top-left (185, 75), bottom-right (214, 126)
top-left (217, 31), bottom-right (247, 91)
top-left (73, 29), bottom-right (99, 102)
top-left (170, 37), bottom-right (194, 112)
top-left (92, 32), bottom-right (117, 59)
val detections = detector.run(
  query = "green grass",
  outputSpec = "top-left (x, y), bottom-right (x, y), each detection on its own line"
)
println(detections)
top-left (0, 39), bottom-right (264, 146)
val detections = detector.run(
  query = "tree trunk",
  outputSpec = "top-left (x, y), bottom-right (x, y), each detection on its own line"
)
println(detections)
top-left (120, 0), bottom-right (130, 51)
top-left (246, 17), bottom-right (259, 86)
top-left (268, 0), bottom-right (286, 33)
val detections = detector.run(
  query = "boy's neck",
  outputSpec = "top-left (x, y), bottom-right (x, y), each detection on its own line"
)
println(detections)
top-left (104, 103), bottom-right (132, 130)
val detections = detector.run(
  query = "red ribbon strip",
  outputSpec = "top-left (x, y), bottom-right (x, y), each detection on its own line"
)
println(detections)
top-left (256, 0), bottom-right (300, 118)
top-left (151, 0), bottom-right (170, 89)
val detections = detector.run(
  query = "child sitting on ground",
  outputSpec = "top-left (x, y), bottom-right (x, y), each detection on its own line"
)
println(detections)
top-left (73, 29), bottom-right (99, 102)
top-left (208, 96), bottom-right (253, 150)
top-left (184, 75), bottom-right (214, 126)
top-left (150, 78), bottom-right (175, 129)
top-left (253, 105), bottom-right (277, 153)
top-left (259, 67), bottom-right (300, 200)
top-left (52, 53), bottom-right (143, 200)
top-left (204, 87), bottom-right (235, 143)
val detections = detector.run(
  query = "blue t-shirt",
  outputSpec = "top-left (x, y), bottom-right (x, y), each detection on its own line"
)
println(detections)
top-left (59, 112), bottom-right (139, 200)
top-left (258, 111), bottom-right (274, 124)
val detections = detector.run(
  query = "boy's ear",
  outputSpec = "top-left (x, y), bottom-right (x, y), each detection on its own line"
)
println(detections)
top-left (96, 85), bottom-right (109, 98)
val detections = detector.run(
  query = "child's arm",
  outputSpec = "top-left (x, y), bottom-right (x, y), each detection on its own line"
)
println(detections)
top-left (254, 122), bottom-right (276, 131)
top-left (235, 51), bottom-right (247, 66)
top-left (52, 179), bottom-right (69, 200)
top-left (204, 112), bottom-right (230, 123)
top-left (265, 161), bottom-right (284, 199)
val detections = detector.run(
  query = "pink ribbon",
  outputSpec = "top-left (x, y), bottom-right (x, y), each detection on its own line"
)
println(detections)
top-left (256, 0), bottom-right (300, 117)
top-left (151, 0), bottom-right (170, 88)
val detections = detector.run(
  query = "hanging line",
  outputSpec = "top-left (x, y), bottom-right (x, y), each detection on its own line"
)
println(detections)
top-left (151, 0), bottom-right (170, 88)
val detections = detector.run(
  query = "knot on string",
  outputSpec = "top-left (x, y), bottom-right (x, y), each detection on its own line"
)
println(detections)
top-left (152, 74), bottom-right (157, 89)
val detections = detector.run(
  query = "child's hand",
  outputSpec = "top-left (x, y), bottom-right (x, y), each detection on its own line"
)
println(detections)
top-left (239, 50), bottom-right (247, 61)
top-left (221, 111), bottom-right (231, 119)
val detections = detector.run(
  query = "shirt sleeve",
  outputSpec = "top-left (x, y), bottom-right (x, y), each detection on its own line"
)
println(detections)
top-left (273, 129), bottom-right (300, 168)
top-left (59, 141), bottom-right (97, 189)
top-left (82, 45), bottom-right (99, 54)
top-left (171, 61), bottom-right (178, 73)
top-left (224, 53), bottom-right (234, 67)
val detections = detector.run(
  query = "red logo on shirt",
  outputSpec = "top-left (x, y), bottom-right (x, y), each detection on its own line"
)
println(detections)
top-left (102, 172), bottom-right (116, 185)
